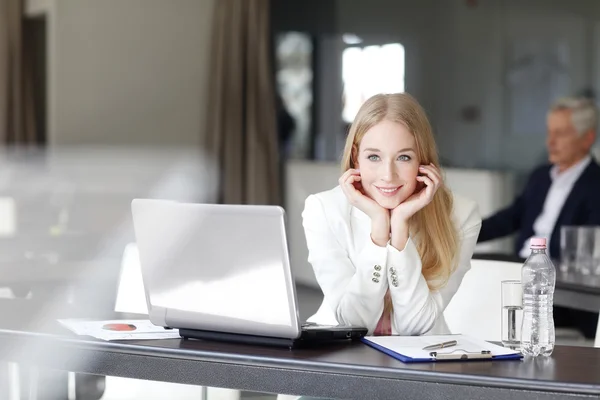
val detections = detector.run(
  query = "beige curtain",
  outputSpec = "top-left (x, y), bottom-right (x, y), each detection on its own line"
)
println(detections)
top-left (205, 0), bottom-right (281, 205)
top-left (0, 0), bottom-right (36, 145)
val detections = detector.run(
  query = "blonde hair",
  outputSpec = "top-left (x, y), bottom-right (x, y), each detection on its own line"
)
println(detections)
top-left (341, 93), bottom-right (459, 313)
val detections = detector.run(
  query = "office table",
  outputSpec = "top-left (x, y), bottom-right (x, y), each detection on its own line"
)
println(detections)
top-left (0, 314), bottom-right (599, 400)
top-left (554, 271), bottom-right (600, 313)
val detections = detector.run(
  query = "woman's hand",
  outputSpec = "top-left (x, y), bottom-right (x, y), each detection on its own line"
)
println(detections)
top-left (339, 169), bottom-right (390, 246)
top-left (389, 163), bottom-right (442, 250)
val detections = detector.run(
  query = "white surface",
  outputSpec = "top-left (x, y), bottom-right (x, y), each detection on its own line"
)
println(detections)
top-left (58, 319), bottom-right (180, 341)
top-left (443, 259), bottom-right (523, 342)
top-left (444, 168), bottom-right (515, 254)
top-left (364, 334), bottom-right (519, 360)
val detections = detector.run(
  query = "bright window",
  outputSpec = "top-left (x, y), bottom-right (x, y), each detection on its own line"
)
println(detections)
top-left (342, 43), bottom-right (405, 123)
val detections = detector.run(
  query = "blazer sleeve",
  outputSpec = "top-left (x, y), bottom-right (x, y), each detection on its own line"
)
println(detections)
top-left (302, 194), bottom-right (390, 330)
top-left (387, 201), bottom-right (482, 335)
top-left (584, 190), bottom-right (600, 225)
top-left (478, 195), bottom-right (523, 242)
top-left (478, 167), bottom-right (545, 243)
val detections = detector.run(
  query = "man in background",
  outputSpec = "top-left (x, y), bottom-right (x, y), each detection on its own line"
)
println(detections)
top-left (478, 96), bottom-right (600, 339)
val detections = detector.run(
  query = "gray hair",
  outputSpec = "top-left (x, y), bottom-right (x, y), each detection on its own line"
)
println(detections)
top-left (549, 97), bottom-right (598, 135)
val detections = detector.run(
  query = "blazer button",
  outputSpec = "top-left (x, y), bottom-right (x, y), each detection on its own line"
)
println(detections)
top-left (372, 277), bottom-right (380, 283)
top-left (373, 272), bottom-right (381, 278)
top-left (374, 265), bottom-right (382, 271)
top-left (390, 267), bottom-right (396, 274)
top-left (392, 278), bottom-right (399, 287)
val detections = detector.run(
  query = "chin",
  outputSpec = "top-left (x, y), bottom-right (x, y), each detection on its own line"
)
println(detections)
top-left (548, 154), bottom-right (561, 164)
top-left (373, 196), bottom-right (402, 210)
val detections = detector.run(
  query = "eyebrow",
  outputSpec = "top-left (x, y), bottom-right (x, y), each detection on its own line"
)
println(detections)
top-left (363, 147), bottom-right (416, 153)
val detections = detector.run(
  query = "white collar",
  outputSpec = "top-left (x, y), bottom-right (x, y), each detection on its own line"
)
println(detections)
top-left (550, 155), bottom-right (592, 181)
top-left (351, 205), bottom-right (371, 221)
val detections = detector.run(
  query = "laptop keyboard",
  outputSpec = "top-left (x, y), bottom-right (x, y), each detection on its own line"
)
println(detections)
top-left (301, 322), bottom-right (338, 330)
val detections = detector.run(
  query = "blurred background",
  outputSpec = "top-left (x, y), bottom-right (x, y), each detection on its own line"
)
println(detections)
top-left (1, 0), bottom-right (600, 399)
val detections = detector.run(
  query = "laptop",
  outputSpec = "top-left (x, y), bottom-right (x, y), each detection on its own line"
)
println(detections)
top-left (130, 199), bottom-right (367, 348)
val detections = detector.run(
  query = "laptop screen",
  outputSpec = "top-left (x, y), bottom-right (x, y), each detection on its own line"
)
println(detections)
top-left (132, 200), bottom-right (299, 337)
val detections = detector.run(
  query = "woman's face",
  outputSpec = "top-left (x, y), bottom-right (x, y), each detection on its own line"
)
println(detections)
top-left (356, 120), bottom-right (420, 210)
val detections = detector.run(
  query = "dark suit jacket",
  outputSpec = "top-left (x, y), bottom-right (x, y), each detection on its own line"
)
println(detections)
top-left (478, 158), bottom-right (600, 258)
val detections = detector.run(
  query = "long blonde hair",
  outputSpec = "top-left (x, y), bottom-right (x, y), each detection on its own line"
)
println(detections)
top-left (341, 93), bottom-right (459, 295)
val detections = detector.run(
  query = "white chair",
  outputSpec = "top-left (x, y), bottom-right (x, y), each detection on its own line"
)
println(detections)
top-left (595, 318), bottom-right (600, 348)
top-left (444, 259), bottom-right (522, 341)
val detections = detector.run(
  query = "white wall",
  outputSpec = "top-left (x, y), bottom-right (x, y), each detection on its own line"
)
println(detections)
top-left (46, 0), bottom-right (215, 146)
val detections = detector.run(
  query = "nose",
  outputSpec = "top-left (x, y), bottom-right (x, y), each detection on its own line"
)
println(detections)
top-left (546, 135), bottom-right (555, 151)
top-left (381, 160), bottom-right (397, 182)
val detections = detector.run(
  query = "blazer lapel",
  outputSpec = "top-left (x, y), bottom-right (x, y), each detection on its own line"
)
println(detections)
top-left (555, 162), bottom-right (596, 224)
top-left (550, 161), bottom-right (596, 253)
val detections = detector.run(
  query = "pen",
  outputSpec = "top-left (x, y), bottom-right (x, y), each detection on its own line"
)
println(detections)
top-left (422, 340), bottom-right (457, 350)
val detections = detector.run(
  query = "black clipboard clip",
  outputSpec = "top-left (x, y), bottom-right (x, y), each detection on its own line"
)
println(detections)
top-left (429, 349), bottom-right (492, 360)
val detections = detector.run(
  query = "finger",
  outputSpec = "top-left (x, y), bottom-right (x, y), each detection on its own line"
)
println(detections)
top-left (417, 176), bottom-right (437, 202)
top-left (340, 179), bottom-right (354, 200)
top-left (419, 165), bottom-right (442, 181)
top-left (417, 175), bottom-right (434, 188)
top-left (420, 163), bottom-right (441, 177)
top-left (419, 165), bottom-right (442, 186)
top-left (339, 170), bottom-right (353, 185)
top-left (428, 163), bottom-right (443, 184)
top-left (343, 175), bottom-right (362, 199)
top-left (339, 169), bottom-right (360, 185)
top-left (345, 174), bottom-right (361, 187)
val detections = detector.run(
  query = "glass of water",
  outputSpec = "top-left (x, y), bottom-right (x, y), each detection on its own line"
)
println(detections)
top-left (501, 280), bottom-right (523, 349)
top-left (576, 227), bottom-right (596, 275)
top-left (560, 226), bottom-right (578, 273)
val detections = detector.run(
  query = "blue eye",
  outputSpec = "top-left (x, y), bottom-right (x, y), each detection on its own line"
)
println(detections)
top-left (398, 155), bottom-right (411, 161)
top-left (367, 154), bottom-right (380, 161)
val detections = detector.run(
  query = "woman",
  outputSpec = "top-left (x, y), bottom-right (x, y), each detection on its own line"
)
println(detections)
top-left (302, 93), bottom-right (481, 336)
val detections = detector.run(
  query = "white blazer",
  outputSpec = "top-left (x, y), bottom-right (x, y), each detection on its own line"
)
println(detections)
top-left (302, 186), bottom-right (482, 335)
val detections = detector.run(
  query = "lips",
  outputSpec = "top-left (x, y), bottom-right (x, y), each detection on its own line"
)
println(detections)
top-left (375, 186), bottom-right (401, 196)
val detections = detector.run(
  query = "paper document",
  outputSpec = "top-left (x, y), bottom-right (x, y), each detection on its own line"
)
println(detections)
top-left (58, 319), bottom-right (181, 341)
top-left (364, 334), bottom-right (519, 360)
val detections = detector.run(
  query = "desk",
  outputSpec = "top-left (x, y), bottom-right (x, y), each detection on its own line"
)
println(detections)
top-left (0, 317), bottom-right (599, 400)
top-left (554, 271), bottom-right (600, 313)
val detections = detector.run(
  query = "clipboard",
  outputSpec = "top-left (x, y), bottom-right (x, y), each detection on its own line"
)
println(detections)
top-left (362, 334), bottom-right (522, 363)
top-left (429, 350), bottom-right (492, 360)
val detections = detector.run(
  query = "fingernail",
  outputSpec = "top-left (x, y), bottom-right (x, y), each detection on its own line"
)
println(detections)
top-left (419, 166), bottom-right (425, 170)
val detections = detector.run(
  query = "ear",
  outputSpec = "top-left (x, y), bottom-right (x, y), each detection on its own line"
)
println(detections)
top-left (351, 145), bottom-right (359, 168)
top-left (583, 130), bottom-right (596, 149)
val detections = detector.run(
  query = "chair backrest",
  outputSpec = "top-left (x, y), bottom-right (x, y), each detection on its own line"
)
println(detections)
top-left (595, 320), bottom-right (600, 348)
top-left (114, 243), bottom-right (148, 314)
top-left (444, 259), bottom-right (522, 341)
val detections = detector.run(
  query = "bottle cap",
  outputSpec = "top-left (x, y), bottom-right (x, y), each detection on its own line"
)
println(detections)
top-left (530, 237), bottom-right (547, 249)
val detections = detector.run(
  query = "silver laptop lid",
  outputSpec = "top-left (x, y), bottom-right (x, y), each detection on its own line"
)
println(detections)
top-left (131, 199), bottom-right (301, 339)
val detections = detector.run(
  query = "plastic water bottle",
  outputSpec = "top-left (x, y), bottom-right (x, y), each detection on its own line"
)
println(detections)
top-left (521, 237), bottom-right (556, 357)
